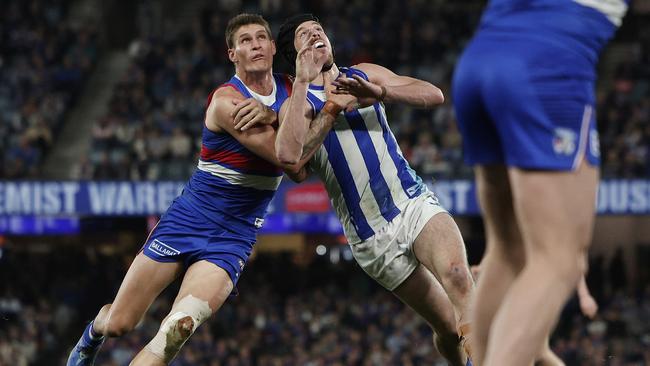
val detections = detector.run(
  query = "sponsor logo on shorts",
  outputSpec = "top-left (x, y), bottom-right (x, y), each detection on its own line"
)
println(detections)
top-left (148, 239), bottom-right (180, 257)
top-left (238, 259), bottom-right (245, 270)
top-left (254, 218), bottom-right (264, 229)
top-left (590, 130), bottom-right (601, 158)
top-left (552, 128), bottom-right (577, 156)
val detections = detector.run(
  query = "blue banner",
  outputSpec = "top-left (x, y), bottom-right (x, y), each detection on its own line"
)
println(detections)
top-left (0, 181), bottom-right (184, 216)
top-left (0, 180), bottom-right (648, 218)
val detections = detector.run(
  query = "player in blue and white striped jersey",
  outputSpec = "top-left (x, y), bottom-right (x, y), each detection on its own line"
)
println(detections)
top-left (452, 0), bottom-right (629, 364)
top-left (275, 14), bottom-right (475, 366)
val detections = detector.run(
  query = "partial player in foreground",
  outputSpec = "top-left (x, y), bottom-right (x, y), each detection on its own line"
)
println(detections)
top-left (471, 265), bottom-right (598, 365)
top-left (452, 0), bottom-right (628, 364)
top-left (274, 14), bottom-right (475, 365)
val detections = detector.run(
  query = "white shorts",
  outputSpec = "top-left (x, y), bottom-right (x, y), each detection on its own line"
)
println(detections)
top-left (349, 189), bottom-right (447, 291)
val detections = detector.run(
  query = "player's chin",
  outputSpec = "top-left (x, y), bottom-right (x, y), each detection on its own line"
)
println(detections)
top-left (247, 63), bottom-right (271, 73)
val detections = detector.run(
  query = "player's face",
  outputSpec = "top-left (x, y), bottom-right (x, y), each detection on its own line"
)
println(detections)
top-left (294, 21), bottom-right (334, 71)
top-left (228, 24), bottom-right (276, 73)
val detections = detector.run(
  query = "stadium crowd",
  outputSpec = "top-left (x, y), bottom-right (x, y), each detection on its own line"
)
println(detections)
top-left (72, 0), bottom-right (649, 181)
top-left (1, 1), bottom-right (649, 366)
top-left (1, 0), bottom-right (647, 181)
top-left (0, 243), bottom-right (649, 365)
top-left (0, 0), bottom-right (97, 179)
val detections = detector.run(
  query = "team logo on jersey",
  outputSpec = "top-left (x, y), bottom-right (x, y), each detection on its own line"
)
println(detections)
top-left (590, 129), bottom-right (601, 158)
top-left (406, 185), bottom-right (419, 197)
top-left (254, 218), bottom-right (264, 229)
top-left (552, 128), bottom-right (577, 156)
top-left (148, 239), bottom-right (180, 257)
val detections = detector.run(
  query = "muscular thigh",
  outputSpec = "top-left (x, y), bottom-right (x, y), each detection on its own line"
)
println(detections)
top-left (412, 212), bottom-right (468, 279)
top-left (508, 162), bottom-right (599, 259)
top-left (475, 165), bottom-right (525, 267)
top-left (109, 253), bottom-right (184, 324)
top-left (349, 188), bottom-right (447, 291)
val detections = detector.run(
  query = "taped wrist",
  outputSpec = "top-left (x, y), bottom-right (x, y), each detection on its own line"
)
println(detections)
top-left (322, 100), bottom-right (343, 119)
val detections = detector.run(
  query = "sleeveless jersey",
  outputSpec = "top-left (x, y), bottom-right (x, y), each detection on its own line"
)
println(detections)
top-left (181, 73), bottom-right (292, 237)
top-left (307, 67), bottom-right (424, 243)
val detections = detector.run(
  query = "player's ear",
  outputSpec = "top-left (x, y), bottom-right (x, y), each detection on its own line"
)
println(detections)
top-left (228, 48), bottom-right (237, 63)
top-left (271, 40), bottom-right (276, 56)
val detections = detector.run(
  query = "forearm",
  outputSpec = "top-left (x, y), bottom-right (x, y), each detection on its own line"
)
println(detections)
top-left (382, 81), bottom-right (444, 109)
top-left (300, 110), bottom-right (336, 160)
top-left (276, 81), bottom-right (310, 164)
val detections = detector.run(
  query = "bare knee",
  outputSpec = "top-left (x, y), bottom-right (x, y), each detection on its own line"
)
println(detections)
top-left (487, 241), bottom-right (526, 273)
top-left (146, 295), bottom-right (212, 363)
top-left (103, 307), bottom-right (140, 337)
top-left (440, 261), bottom-right (473, 296)
top-left (434, 323), bottom-right (460, 346)
top-left (533, 250), bottom-right (584, 286)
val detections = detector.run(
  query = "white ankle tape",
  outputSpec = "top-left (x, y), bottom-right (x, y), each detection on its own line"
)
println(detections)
top-left (146, 295), bottom-right (212, 362)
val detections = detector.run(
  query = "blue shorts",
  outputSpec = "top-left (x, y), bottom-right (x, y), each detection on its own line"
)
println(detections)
top-left (452, 33), bottom-right (600, 170)
top-left (141, 195), bottom-right (255, 288)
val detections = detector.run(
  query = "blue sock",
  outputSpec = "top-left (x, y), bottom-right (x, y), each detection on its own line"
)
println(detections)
top-left (81, 321), bottom-right (104, 346)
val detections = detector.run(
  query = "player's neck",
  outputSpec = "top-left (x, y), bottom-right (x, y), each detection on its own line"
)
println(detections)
top-left (236, 70), bottom-right (274, 96)
top-left (310, 64), bottom-right (339, 87)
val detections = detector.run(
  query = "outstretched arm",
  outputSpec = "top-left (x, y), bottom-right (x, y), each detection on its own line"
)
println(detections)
top-left (332, 62), bottom-right (444, 109)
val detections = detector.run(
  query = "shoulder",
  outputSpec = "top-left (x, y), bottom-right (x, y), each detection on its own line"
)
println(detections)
top-left (350, 63), bottom-right (394, 83)
top-left (208, 85), bottom-right (245, 114)
top-left (205, 86), bottom-right (245, 132)
top-left (352, 63), bottom-right (388, 75)
top-left (212, 84), bottom-right (244, 101)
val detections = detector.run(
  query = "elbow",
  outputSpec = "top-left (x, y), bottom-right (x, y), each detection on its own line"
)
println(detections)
top-left (436, 89), bottom-right (445, 104)
top-left (276, 149), bottom-right (300, 166)
top-left (431, 87), bottom-right (444, 105)
top-left (283, 164), bottom-right (308, 183)
top-left (287, 171), bottom-right (308, 183)
top-left (275, 141), bottom-right (299, 165)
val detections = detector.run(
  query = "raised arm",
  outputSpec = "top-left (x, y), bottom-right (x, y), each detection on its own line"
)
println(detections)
top-left (275, 35), bottom-right (330, 165)
top-left (332, 62), bottom-right (444, 109)
top-left (276, 35), bottom-right (355, 165)
top-left (275, 72), bottom-right (350, 166)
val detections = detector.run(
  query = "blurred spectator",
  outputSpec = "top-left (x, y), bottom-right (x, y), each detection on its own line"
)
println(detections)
top-left (69, 0), bottom-right (648, 182)
top-left (1, 242), bottom-right (648, 365)
top-left (0, 0), bottom-right (97, 179)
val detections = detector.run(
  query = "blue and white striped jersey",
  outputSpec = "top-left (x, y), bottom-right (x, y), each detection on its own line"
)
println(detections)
top-left (306, 67), bottom-right (425, 243)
